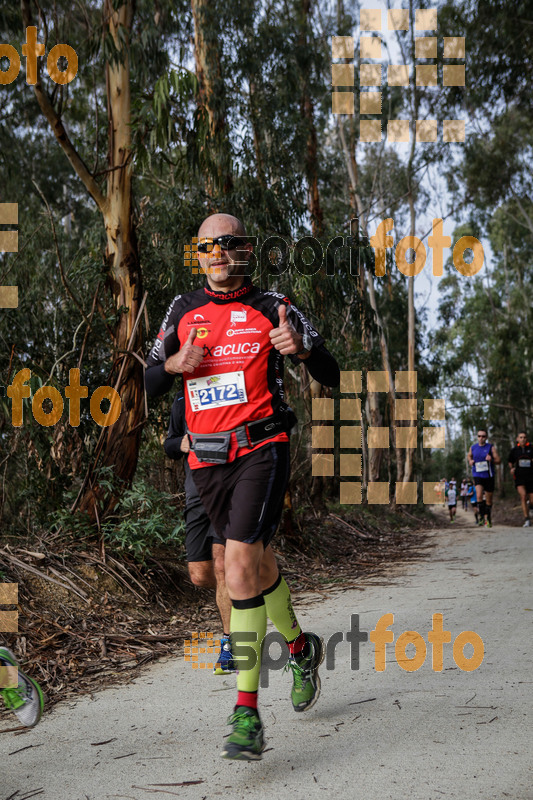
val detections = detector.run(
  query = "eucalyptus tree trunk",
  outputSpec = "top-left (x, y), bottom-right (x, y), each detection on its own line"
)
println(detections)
top-left (399, 0), bottom-right (419, 484)
top-left (22, 0), bottom-right (144, 520)
top-left (191, 0), bottom-right (233, 198)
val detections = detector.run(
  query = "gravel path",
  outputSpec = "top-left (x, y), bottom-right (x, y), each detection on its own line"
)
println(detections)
top-left (2, 509), bottom-right (531, 800)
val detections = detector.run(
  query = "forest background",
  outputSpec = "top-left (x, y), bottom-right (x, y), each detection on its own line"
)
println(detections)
top-left (0, 0), bottom-right (531, 562)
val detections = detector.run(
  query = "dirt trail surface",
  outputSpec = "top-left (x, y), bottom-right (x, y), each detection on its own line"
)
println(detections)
top-left (1, 509), bottom-right (531, 800)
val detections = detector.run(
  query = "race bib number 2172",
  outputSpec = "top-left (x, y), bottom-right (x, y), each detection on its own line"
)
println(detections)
top-left (187, 371), bottom-right (247, 412)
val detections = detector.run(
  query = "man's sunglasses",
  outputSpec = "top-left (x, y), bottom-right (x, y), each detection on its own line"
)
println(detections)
top-left (197, 235), bottom-right (246, 253)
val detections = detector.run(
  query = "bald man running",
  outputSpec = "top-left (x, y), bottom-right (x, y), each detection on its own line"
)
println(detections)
top-left (145, 214), bottom-right (340, 760)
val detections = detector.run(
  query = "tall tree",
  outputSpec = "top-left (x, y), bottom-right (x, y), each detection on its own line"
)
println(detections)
top-left (191, 0), bottom-right (234, 199)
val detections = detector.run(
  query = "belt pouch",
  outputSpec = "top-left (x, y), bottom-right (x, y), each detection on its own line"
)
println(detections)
top-left (247, 414), bottom-right (285, 446)
top-left (191, 432), bottom-right (231, 464)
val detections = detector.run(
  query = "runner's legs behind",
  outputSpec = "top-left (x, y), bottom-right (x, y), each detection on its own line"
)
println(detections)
top-left (183, 471), bottom-right (235, 674)
top-left (516, 483), bottom-right (533, 527)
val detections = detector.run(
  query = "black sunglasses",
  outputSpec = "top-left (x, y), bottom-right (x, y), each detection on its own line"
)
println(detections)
top-left (196, 235), bottom-right (246, 253)
top-left (477, 434), bottom-right (487, 437)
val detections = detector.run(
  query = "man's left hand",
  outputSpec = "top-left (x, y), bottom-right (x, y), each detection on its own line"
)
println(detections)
top-left (269, 303), bottom-right (304, 355)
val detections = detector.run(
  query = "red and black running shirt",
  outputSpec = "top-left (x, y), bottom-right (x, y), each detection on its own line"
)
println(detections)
top-left (145, 278), bottom-right (339, 469)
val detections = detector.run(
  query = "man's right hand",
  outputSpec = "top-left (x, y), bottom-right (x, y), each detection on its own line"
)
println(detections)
top-left (164, 328), bottom-right (205, 374)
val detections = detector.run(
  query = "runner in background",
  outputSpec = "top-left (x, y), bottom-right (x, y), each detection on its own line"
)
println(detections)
top-left (467, 429), bottom-right (501, 528)
top-left (447, 484), bottom-right (457, 523)
top-left (507, 431), bottom-right (533, 527)
top-left (470, 485), bottom-right (481, 523)
top-left (164, 391), bottom-right (235, 674)
top-left (466, 481), bottom-right (475, 513)
top-left (460, 478), bottom-right (469, 511)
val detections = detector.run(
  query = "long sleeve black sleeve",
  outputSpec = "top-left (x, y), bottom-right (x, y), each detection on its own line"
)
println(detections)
top-left (145, 362), bottom-right (176, 399)
top-left (163, 393), bottom-right (186, 460)
top-left (290, 344), bottom-right (340, 387)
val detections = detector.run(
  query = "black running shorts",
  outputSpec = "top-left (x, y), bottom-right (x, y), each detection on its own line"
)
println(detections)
top-left (191, 442), bottom-right (290, 546)
top-left (515, 479), bottom-right (533, 494)
top-left (184, 467), bottom-right (224, 561)
top-left (474, 476), bottom-right (495, 492)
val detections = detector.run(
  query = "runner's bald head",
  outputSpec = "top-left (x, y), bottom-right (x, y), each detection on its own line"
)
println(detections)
top-left (198, 214), bottom-right (246, 238)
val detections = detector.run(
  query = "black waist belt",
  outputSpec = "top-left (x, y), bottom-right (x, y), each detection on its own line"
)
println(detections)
top-left (188, 411), bottom-right (290, 464)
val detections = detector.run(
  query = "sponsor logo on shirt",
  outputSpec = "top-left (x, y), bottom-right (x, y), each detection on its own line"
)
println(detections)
top-left (231, 309), bottom-right (247, 324)
top-left (188, 316), bottom-right (212, 326)
top-left (226, 327), bottom-right (262, 337)
top-left (210, 342), bottom-right (261, 356)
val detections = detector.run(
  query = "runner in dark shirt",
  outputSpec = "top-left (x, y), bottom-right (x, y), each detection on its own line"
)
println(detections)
top-left (507, 431), bottom-right (533, 527)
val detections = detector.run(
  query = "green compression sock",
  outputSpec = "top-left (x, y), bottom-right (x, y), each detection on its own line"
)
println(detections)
top-left (231, 595), bottom-right (267, 693)
top-left (263, 574), bottom-right (302, 642)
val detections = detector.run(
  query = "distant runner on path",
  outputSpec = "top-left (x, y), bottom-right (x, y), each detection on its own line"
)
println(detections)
top-left (467, 429), bottom-right (501, 528)
top-left (447, 484), bottom-right (457, 523)
top-left (460, 478), bottom-right (468, 510)
top-left (507, 431), bottom-right (533, 527)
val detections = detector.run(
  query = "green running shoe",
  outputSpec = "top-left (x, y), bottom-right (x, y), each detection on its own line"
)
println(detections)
top-left (0, 647), bottom-right (44, 727)
top-left (221, 706), bottom-right (265, 760)
top-left (485, 520), bottom-right (492, 528)
top-left (286, 632), bottom-right (325, 712)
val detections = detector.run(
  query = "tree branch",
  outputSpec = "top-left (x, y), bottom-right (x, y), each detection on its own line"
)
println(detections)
top-left (32, 181), bottom-right (96, 335)
top-left (21, 0), bottom-right (107, 213)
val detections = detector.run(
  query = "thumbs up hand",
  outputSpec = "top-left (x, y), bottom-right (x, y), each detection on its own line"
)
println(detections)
top-left (164, 327), bottom-right (205, 374)
top-left (269, 303), bottom-right (303, 355)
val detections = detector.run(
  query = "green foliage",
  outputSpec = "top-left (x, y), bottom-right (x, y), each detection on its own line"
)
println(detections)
top-left (1, 0), bottom-right (531, 534)
top-left (101, 480), bottom-right (185, 561)
top-left (423, 436), bottom-right (467, 483)
top-left (49, 468), bottom-right (184, 561)
top-left (432, 205), bottom-right (533, 450)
